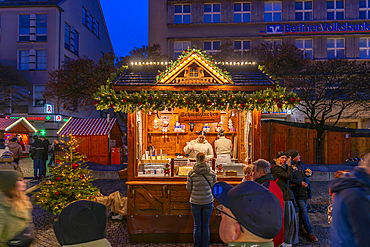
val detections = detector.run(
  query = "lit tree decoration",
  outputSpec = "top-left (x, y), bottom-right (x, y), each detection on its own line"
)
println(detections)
top-left (33, 134), bottom-right (100, 215)
top-left (228, 119), bottom-right (234, 131)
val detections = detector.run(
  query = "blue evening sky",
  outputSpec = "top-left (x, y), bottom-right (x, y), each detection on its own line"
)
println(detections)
top-left (100, 0), bottom-right (148, 57)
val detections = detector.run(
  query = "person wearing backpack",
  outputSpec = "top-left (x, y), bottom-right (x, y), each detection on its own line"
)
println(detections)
top-left (330, 153), bottom-right (370, 246)
top-left (186, 152), bottom-right (217, 247)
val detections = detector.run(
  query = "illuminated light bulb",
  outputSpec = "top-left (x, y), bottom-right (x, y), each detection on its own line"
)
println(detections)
top-left (131, 62), bottom-right (134, 65)
top-left (165, 62), bottom-right (168, 65)
top-left (146, 62), bottom-right (149, 65)
top-left (161, 62), bottom-right (164, 65)
top-left (224, 79), bottom-right (227, 82)
top-left (210, 67), bottom-right (213, 70)
top-left (169, 72), bottom-right (172, 76)
top-left (233, 62), bottom-right (236, 65)
top-left (241, 62), bottom-right (244, 65)
top-left (221, 76), bottom-right (224, 79)
top-left (206, 64), bottom-right (208, 67)
top-left (188, 57), bottom-right (190, 61)
top-left (217, 73), bottom-right (219, 76)
top-left (139, 62), bottom-right (142, 65)
top-left (184, 60), bottom-right (187, 63)
top-left (237, 62), bottom-right (240, 65)
top-left (226, 62), bottom-right (228, 65)
top-left (213, 70), bottom-right (216, 73)
top-left (198, 56), bottom-right (201, 60)
top-left (253, 62), bottom-right (256, 64)
top-left (150, 62), bottom-right (153, 65)
top-left (161, 79), bottom-right (164, 82)
top-left (202, 60), bottom-right (205, 63)
top-left (222, 62), bottom-right (225, 65)
top-left (165, 76), bottom-right (168, 79)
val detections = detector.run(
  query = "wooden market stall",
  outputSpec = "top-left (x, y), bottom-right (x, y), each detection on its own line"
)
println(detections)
top-left (57, 118), bottom-right (123, 165)
top-left (95, 48), bottom-right (298, 243)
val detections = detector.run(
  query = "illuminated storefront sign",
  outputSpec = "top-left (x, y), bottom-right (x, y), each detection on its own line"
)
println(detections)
top-left (45, 104), bottom-right (53, 114)
top-left (5, 115), bottom-right (69, 122)
top-left (55, 115), bottom-right (63, 121)
top-left (266, 21), bottom-right (370, 35)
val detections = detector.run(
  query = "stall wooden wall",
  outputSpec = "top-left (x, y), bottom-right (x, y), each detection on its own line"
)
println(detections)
top-left (351, 137), bottom-right (370, 158)
top-left (260, 121), bottom-right (351, 164)
top-left (74, 135), bottom-right (109, 165)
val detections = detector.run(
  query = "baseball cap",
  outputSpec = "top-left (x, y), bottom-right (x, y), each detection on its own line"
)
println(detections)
top-left (212, 181), bottom-right (282, 239)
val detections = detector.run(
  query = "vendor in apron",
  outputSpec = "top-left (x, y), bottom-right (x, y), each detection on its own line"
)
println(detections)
top-left (214, 129), bottom-right (232, 164)
top-left (184, 131), bottom-right (214, 161)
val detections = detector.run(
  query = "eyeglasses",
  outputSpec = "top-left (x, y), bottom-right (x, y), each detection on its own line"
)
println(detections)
top-left (216, 205), bottom-right (244, 233)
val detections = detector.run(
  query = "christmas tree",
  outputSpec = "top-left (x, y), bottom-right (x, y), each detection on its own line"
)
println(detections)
top-left (228, 119), bottom-right (234, 131)
top-left (33, 134), bottom-right (100, 215)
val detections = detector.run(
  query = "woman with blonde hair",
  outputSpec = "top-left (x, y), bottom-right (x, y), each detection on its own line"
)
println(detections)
top-left (186, 152), bottom-right (217, 247)
top-left (0, 169), bottom-right (33, 246)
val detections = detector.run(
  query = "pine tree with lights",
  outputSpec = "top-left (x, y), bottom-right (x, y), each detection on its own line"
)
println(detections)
top-left (33, 134), bottom-right (100, 215)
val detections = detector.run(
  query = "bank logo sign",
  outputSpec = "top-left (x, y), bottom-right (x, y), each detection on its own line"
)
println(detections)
top-left (265, 22), bottom-right (370, 35)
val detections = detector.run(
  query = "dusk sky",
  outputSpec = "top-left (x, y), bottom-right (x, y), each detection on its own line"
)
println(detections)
top-left (100, 0), bottom-right (148, 57)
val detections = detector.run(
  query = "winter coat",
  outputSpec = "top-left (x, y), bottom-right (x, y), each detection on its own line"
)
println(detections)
top-left (271, 162), bottom-right (295, 201)
top-left (255, 174), bottom-right (285, 247)
top-left (7, 142), bottom-right (23, 159)
top-left (0, 156), bottom-right (22, 174)
top-left (329, 166), bottom-right (370, 247)
top-left (184, 139), bottom-right (214, 160)
top-left (186, 161), bottom-right (217, 205)
top-left (41, 139), bottom-right (50, 160)
top-left (290, 161), bottom-right (312, 200)
top-left (62, 239), bottom-right (112, 247)
top-left (30, 140), bottom-right (43, 160)
top-left (214, 136), bottom-right (232, 155)
top-left (0, 192), bottom-right (32, 247)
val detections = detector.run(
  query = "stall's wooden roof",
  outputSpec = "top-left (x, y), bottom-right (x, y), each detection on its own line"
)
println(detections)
top-left (58, 118), bottom-right (119, 136)
top-left (0, 118), bottom-right (37, 133)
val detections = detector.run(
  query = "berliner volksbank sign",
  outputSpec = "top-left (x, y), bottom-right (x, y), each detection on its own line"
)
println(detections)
top-left (266, 22), bottom-right (370, 35)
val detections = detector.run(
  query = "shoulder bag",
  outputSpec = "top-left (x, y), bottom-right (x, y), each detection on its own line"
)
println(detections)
top-left (6, 223), bottom-right (35, 247)
top-left (202, 174), bottom-right (213, 189)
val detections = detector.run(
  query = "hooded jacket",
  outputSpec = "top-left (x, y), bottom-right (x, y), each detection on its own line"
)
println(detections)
top-left (329, 166), bottom-right (370, 247)
top-left (30, 139), bottom-right (43, 160)
top-left (184, 139), bottom-right (214, 160)
top-left (186, 161), bottom-right (216, 205)
top-left (7, 142), bottom-right (22, 160)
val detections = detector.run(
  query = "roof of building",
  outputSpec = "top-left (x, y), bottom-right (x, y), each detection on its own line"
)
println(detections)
top-left (114, 65), bottom-right (276, 87)
top-left (0, 118), bottom-right (38, 133)
top-left (58, 118), bottom-right (118, 136)
top-left (0, 0), bottom-right (63, 6)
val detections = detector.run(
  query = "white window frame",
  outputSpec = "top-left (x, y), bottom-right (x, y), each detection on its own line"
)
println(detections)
top-left (36, 14), bottom-right (47, 42)
top-left (327, 0), bottom-right (345, 20)
top-left (296, 39), bottom-right (313, 58)
top-left (359, 37), bottom-right (370, 58)
top-left (174, 41), bottom-right (191, 58)
top-left (264, 1), bottom-right (282, 22)
top-left (327, 38), bottom-right (345, 58)
top-left (204, 3), bottom-right (221, 23)
top-left (33, 85), bottom-right (45, 106)
top-left (359, 0), bottom-right (370, 19)
top-left (234, 2), bottom-right (251, 22)
top-left (204, 40), bottom-right (221, 54)
top-left (18, 50), bottom-right (29, 71)
top-left (36, 50), bottom-right (47, 70)
top-left (234, 40), bottom-right (251, 54)
top-left (174, 4), bottom-right (191, 24)
top-left (295, 0), bottom-right (313, 21)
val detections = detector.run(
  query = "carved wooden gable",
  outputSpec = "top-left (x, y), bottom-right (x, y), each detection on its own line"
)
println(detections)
top-left (157, 50), bottom-right (233, 85)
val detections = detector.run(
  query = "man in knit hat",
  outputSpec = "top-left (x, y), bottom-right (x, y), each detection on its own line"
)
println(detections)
top-left (54, 200), bottom-right (111, 247)
top-left (286, 149), bottom-right (318, 242)
top-left (0, 168), bottom-right (23, 194)
top-left (213, 181), bottom-right (282, 246)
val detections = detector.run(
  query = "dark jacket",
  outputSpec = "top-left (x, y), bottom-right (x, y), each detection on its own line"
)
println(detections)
top-left (186, 161), bottom-right (217, 205)
top-left (30, 139), bottom-right (43, 160)
top-left (290, 161), bottom-right (312, 200)
top-left (255, 174), bottom-right (284, 247)
top-left (40, 139), bottom-right (50, 160)
top-left (329, 166), bottom-right (370, 247)
top-left (271, 162), bottom-right (295, 201)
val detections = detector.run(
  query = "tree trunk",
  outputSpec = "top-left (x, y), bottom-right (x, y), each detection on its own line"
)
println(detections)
top-left (315, 130), bottom-right (324, 164)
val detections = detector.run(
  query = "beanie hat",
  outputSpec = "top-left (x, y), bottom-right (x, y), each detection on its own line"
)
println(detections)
top-left (276, 151), bottom-right (287, 159)
top-left (0, 169), bottom-right (22, 193)
top-left (286, 149), bottom-right (299, 160)
top-left (54, 200), bottom-right (107, 245)
top-left (10, 138), bottom-right (17, 142)
top-left (213, 181), bottom-right (282, 239)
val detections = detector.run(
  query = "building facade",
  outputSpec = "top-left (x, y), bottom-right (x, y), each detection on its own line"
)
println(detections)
top-left (149, 0), bottom-right (370, 127)
top-left (0, 0), bottom-right (113, 140)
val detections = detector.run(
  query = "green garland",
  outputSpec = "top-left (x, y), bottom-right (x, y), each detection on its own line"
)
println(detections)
top-left (156, 47), bottom-right (232, 83)
top-left (93, 85), bottom-right (300, 113)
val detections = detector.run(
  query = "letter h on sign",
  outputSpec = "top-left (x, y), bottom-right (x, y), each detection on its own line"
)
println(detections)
top-left (266, 25), bottom-right (283, 34)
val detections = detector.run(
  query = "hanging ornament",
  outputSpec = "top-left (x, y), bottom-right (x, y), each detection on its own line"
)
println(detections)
top-left (122, 98), bottom-right (127, 102)
top-left (138, 102), bottom-right (142, 106)
top-left (171, 99), bottom-right (175, 104)
top-left (228, 119), bottom-right (234, 131)
top-left (277, 103), bottom-right (283, 108)
top-left (72, 163), bottom-right (78, 169)
top-left (207, 101), bottom-right (212, 106)
top-left (107, 96), bottom-right (110, 99)
top-left (186, 100), bottom-right (190, 105)
top-left (93, 101), bottom-right (97, 105)
top-left (46, 180), bottom-right (51, 185)
top-left (290, 97), bottom-right (296, 103)
top-left (220, 102), bottom-right (224, 107)
top-left (56, 177), bottom-right (61, 181)
top-left (75, 193), bottom-right (82, 199)
top-left (259, 99), bottom-right (264, 103)
top-left (298, 98), bottom-right (301, 102)
top-left (274, 99), bottom-right (279, 102)
top-left (96, 96), bottom-right (100, 100)
top-left (55, 191), bottom-right (59, 196)
top-left (162, 121), bottom-right (169, 139)
top-left (149, 96), bottom-right (153, 100)
top-left (167, 108), bottom-right (171, 112)
top-left (56, 159), bottom-right (60, 163)
top-left (240, 103), bottom-right (245, 108)
top-left (80, 174), bottom-right (85, 179)
top-left (110, 104), bottom-right (114, 108)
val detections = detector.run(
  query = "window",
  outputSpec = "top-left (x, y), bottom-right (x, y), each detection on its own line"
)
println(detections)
top-left (189, 68), bottom-right (199, 77)
top-left (64, 55), bottom-right (70, 62)
top-left (19, 14), bottom-right (30, 41)
top-left (327, 38), bottom-right (345, 58)
top-left (71, 29), bottom-right (79, 56)
top-left (82, 7), bottom-right (86, 24)
top-left (327, 0), bottom-right (344, 20)
top-left (93, 18), bottom-right (99, 37)
top-left (204, 3), bottom-right (221, 23)
top-left (264, 1), bottom-right (282, 21)
top-left (234, 2), bottom-right (251, 22)
top-left (174, 41), bottom-right (191, 57)
top-left (295, 1), bottom-right (312, 20)
top-left (36, 50), bottom-right (47, 70)
top-left (359, 37), bottom-right (370, 58)
top-left (65, 23), bottom-right (71, 50)
top-left (204, 41), bottom-right (221, 54)
top-left (296, 39), bottom-right (313, 58)
top-left (359, 0), bottom-right (370, 19)
top-left (34, 85), bottom-right (45, 106)
top-left (36, 14), bottom-right (47, 41)
top-left (234, 40), bottom-right (251, 54)
top-left (86, 11), bottom-right (93, 31)
top-left (18, 50), bottom-right (29, 70)
top-left (174, 4), bottom-right (191, 24)
top-left (65, 22), bottom-right (79, 56)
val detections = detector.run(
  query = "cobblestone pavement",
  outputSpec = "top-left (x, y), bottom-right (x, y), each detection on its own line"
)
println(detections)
top-left (23, 155), bottom-right (331, 247)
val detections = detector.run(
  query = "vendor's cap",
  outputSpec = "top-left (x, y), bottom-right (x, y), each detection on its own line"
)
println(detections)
top-left (54, 200), bottom-right (107, 245)
top-left (0, 169), bottom-right (22, 193)
top-left (276, 151), bottom-right (287, 159)
top-left (286, 149), bottom-right (299, 159)
top-left (212, 181), bottom-right (282, 239)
